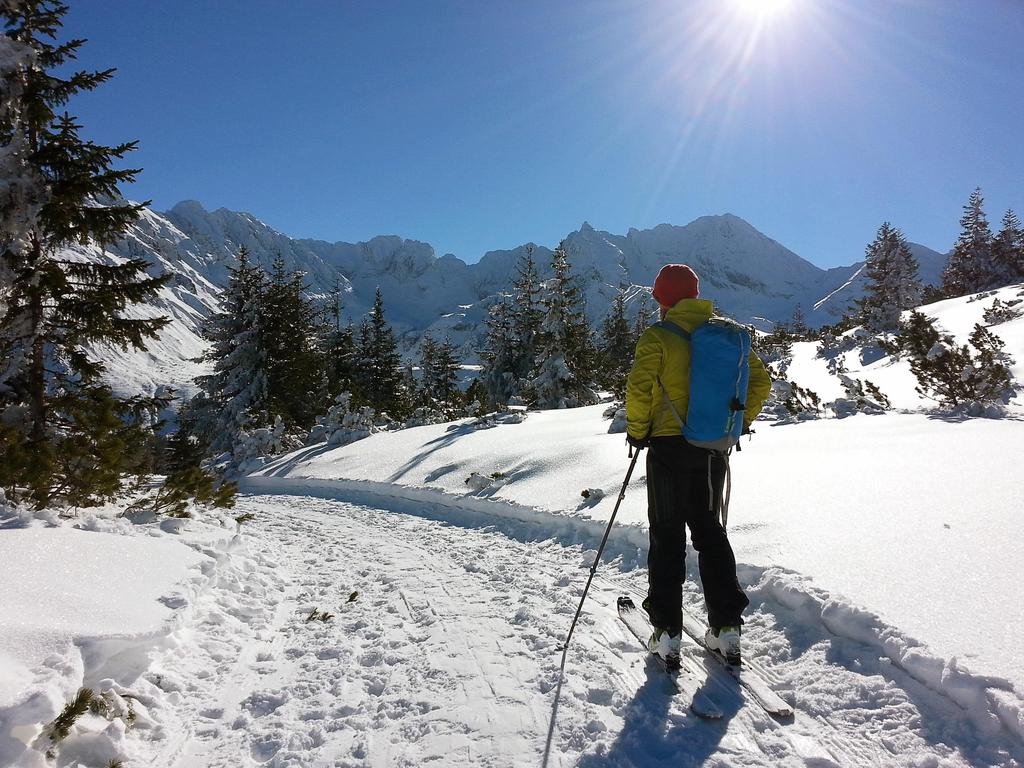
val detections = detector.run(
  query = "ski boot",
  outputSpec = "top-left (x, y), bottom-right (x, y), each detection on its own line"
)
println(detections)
top-left (648, 627), bottom-right (682, 669)
top-left (705, 625), bottom-right (741, 665)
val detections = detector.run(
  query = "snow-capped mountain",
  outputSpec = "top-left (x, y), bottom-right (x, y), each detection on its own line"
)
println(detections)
top-left (97, 200), bottom-right (946, 397)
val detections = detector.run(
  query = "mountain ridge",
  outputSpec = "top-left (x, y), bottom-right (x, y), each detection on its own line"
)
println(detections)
top-left (93, 200), bottom-right (947, 397)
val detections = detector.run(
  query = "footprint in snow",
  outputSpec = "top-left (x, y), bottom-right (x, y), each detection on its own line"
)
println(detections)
top-left (240, 689), bottom-right (289, 716)
top-left (358, 650), bottom-right (384, 667)
top-left (248, 735), bottom-right (282, 763)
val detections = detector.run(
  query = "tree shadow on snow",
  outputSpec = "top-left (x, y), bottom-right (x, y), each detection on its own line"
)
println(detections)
top-left (386, 421), bottom-right (481, 482)
top-left (922, 410), bottom-right (1024, 424)
top-left (576, 660), bottom-right (740, 767)
top-left (259, 442), bottom-right (338, 477)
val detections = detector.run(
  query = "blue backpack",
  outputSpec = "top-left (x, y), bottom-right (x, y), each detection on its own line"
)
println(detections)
top-left (654, 318), bottom-right (751, 452)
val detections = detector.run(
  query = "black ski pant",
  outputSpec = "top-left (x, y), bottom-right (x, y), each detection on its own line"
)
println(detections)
top-left (644, 435), bottom-right (749, 633)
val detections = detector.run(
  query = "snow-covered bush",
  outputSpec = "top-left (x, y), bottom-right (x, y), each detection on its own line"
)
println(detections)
top-left (234, 415), bottom-right (299, 474)
top-left (403, 406), bottom-right (447, 428)
top-left (760, 379), bottom-right (823, 423)
top-left (307, 393), bottom-right (379, 447)
top-left (464, 471), bottom-right (508, 492)
top-left (403, 401), bottom-right (481, 429)
top-left (0, 487), bottom-right (59, 527)
top-left (124, 468), bottom-right (237, 521)
top-left (829, 376), bottom-right (891, 418)
top-left (817, 329), bottom-right (857, 375)
top-left (815, 325), bottom-right (895, 373)
top-left (752, 327), bottom-right (794, 374)
top-left (478, 409), bottom-right (527, 428)
top-left (897, 311), bottom-right (1016, 415)
top-left (983, 297), bottom-right (1023, 325)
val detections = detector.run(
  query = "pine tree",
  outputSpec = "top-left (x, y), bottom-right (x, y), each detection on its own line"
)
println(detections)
top-left (855, 222), bottom-right (923, 333)
top-left (509, 246), bottom-right (543, 385)
top-left (788, 305), bottom-right (810, 337)
top-left (596, 287), bottom-right (633, 400)
top-left (418, 332), bottom-right (460, 409)
top-left (0, 32), bottom-right (42, 258)
top-left (193, 246), bottom-right (270, 455)
top-left (353, 289), bottom-right (404, 415)
top-left (941, 188), bottom-right (995, 296)
top-left (898, 311), bottom-right (1014, 409)
top-left (479, 295), bottom-right (517, 407)
top-left (631, 290), bottom-right (654, 348)
top-left (463, 377), bottom-right (486, 412)
top-left (0, 2), bottom-right (169, 507)
top-left (992, 209), bottom-right (1024, 287)
top-left (528, 241), bottom-right (598, 409)
top-left (321, 277), bottom-right (357, 397)
top-left (262, 255), bottom-right (327, 428)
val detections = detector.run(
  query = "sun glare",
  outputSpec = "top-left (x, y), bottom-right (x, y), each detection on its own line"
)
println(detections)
top-left (732, 0), bottom-right (794, 21)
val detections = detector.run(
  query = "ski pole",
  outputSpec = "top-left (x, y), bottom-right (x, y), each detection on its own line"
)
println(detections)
top-left (560, 444), bottom-right (642, 653)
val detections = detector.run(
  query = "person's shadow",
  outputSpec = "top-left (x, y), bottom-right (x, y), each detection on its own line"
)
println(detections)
top-left (577, 659), bottom-right (741, 767)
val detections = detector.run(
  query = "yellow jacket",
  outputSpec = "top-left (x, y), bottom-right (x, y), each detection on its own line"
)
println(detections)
top-left (626, 298), bottom-right (772, 441)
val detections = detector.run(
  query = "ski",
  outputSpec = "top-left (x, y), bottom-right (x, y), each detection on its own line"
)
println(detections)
top-left (679, 610), bottom-right (794, 719)
top-left (617, 596), bottom-right (723, 720)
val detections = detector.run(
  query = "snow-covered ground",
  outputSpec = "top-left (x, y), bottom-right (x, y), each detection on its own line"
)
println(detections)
top-left (245, 405), bottom-right (1024, 694)
top-left (5, 485), bottom-right (1023, 767)
top-left (3, 286), bottom-right (1023, 766)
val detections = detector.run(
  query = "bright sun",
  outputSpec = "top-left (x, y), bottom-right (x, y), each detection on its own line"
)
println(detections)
top-left (732, 0), bottom-right (794, 20)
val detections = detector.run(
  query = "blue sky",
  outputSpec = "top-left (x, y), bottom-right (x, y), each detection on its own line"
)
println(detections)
top-left (66, 0), bottom-right (1023, 268)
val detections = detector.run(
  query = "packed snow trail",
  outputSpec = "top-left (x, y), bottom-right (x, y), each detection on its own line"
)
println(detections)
top-left (126, 490), bottom-right (1024, 768)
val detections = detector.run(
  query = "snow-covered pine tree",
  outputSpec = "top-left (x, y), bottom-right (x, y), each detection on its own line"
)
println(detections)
top-left (509, 246), bottom-right (543, 385)
top-left (855, 222), bottom-right (923, 333)
top-left (528, 242), bottom-right (598, 409)
top-left (435, 335), bottom-right (461, 407)
top-left (419, 332), bottom-right (460, 410)
top-left (192, 246), bottom-right (271, 456)
top-left (353, 288), bottom-right (405, 416)
top-left (321, 277), bottom-right (357, 398)
top-left (992, 209), bottom-right (1024, 287)
top-left (631, 290), bottom-right (654, 348)
top-left (941, 188), bottom-right (995, 296)
top-left (416, 333), bottom-right (437, 405)
top-left (479, 295), bottom-right (517, 407)
top-left (0, 32), bottom-right (42, 261)
top-left (262, 255), bottom-right (328, 429)
top-left (0, 1), bottom-right (170, 507)
top-left (597, 286), bottom-right (633, 400)
top-left (788, 305), bottom-right (810, 337)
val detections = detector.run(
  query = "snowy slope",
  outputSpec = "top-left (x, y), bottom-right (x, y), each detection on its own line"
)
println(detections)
top-left (789, 283), bottom-right (1024, 413)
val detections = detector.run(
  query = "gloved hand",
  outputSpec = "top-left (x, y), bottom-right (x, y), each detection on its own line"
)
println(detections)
top-left (626, 433), bottom-right (649, 450)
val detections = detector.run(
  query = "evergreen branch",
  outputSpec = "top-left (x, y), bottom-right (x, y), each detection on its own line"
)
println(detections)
top-left (48, 687), bottom-right (93, 742)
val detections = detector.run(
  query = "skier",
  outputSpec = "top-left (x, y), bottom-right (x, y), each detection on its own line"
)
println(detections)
top-left (625, 264), bottom-right (772, 665)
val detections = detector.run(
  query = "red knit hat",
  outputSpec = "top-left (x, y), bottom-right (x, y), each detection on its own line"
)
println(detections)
top-left (652, 264), bottom-right (700, 307)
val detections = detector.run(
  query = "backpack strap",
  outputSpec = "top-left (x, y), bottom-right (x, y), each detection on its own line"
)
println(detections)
top-left (652, 320), bottom-right (692, 433)
top-left (652, 320), bottom-right (691, 343)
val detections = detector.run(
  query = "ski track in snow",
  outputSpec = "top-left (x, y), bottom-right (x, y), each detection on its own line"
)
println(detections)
top-left (116, 490), bottom-right (1024, 768)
